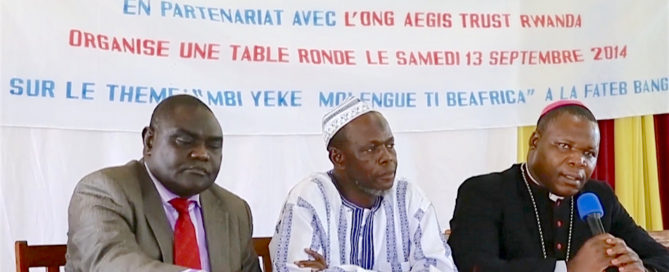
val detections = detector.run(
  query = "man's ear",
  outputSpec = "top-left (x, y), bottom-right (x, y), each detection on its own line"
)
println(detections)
top-left (529, 130), bottom-right (540, 150)
top-left (142, 126), bottom-right (154, 155)
top-left (328, 147), bottom-right (345, 168)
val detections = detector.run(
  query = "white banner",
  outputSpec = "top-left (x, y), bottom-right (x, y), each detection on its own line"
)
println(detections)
top-left (2, 0), bottom-right (668, 134)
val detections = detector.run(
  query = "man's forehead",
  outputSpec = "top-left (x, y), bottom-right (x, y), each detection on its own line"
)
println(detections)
top-left (546, 113), bottom-right (598, 132)
top-left (155, 107), bottom-right (221, 133)
top-left (543, 115), bottom-right (600, 144)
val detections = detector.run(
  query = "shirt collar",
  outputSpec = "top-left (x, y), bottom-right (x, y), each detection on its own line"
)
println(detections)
top-left (524, 164), bottom-right (564, 202)
top-left (548, 193), bottom-right (563, 202)
top-left (328, 170), bottom-right (384, 211)
top-left (144, 163), bottom-right (201, 207)
top-left (341, 194), bottom-right (383, 212)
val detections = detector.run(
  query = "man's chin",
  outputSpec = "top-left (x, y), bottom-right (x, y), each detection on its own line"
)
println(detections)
top-left (174, 180), bottom-right (214, 196)
top-left (553, 187), bottom-right (580, 197)
top-left (361, 187), bottom-right (391, 197)
top-left (354, 179), bottom-right (392, 197)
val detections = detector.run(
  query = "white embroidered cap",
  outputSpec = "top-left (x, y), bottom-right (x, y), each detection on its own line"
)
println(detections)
top-left (322, 96), bottom-right (375, 146)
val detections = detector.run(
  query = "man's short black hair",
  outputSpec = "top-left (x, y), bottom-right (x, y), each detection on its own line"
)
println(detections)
top-left (536, 105), bottom-right (596, 133)
top-left (149, 95), bottom-right (212, 128)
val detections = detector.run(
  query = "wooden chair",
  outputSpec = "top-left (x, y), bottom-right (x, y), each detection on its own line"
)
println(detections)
top-left (15, 238), bottom-right (273, 272)
top-left (14, 240), bottom-right (67, 272)
top-left (13, 232), bottom-right (666, 272)
top-left (253, 237), bottom-right (272, 272)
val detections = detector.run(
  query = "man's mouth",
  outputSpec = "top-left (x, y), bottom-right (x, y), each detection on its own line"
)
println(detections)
top-left (183, 167), bottom-right (208, 176)
top-left (378, 172), bottom-right (395, 182)
top-left (561, 173), bottom-right (583, 186)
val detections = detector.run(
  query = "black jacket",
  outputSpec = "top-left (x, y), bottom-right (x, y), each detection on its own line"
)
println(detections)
top-left (448, 164), bottom-right (669, 271)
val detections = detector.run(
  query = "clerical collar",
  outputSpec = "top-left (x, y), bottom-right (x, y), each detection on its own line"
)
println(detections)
top-left (520, 163), bottom-right (574, 261)
top-left (523, 164), bottom-right (564, 202)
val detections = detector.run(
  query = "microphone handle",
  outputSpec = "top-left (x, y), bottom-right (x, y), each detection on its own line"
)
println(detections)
top-left (586, 214), bottom-right (606, 235)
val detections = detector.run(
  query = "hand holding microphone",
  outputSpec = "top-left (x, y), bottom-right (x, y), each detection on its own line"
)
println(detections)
top-left (569, 193), bottom-right (645, 272)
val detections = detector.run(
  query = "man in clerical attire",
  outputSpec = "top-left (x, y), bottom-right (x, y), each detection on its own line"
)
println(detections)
top-left (449, 100), bottom-right (669, 272)
top-left (270, 96), bottom-right (457, 272)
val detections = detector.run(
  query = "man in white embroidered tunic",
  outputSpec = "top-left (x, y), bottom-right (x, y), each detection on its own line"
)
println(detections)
top-left (269, 96), bottom-right (457, 272)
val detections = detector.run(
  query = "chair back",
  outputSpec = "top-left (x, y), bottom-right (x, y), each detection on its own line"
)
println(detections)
top-left (253, 237), bottom-right (272, 272)
top-left (15, 238), bottom-right (274, 271)
top-left (14, 240), bottom-right (66, 272)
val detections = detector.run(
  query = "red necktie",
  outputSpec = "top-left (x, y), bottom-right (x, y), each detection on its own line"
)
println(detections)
top-left (169, 198), bottom-right (202, 269)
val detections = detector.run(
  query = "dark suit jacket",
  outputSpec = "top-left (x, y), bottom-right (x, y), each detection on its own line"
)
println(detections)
top-left (65, 160), bottom-right (261, 272)
top-left (448, 164), bottom-right (669, 272)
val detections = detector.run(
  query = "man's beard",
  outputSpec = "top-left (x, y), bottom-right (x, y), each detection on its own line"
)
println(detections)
top-left (354, 180), bottom-right (391, 196)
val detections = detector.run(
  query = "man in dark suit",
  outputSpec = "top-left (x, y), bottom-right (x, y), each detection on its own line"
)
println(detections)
top-left (66, 95), bottom-right (261, 272)
top-left (448, 100), bottom-right (669, 272)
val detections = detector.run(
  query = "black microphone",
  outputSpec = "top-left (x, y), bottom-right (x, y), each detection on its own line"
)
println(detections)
top-left (577, 192), bottom-right (606, 235)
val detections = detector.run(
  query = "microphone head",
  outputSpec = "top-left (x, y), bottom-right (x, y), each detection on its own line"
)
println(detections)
top-left (577, 192), bottom-right (604, 221)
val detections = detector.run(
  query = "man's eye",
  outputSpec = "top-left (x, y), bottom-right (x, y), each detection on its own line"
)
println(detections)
top-left (208, 141), bottom-right (223, 149)
top-left (365, 146), bottom-right (376, 152)
top-left (175, 137), bottom-right (193, 145)
top-left (558, 143), bottom-right (570, 150)
top-left (386, 143), bottom-right (395, 150)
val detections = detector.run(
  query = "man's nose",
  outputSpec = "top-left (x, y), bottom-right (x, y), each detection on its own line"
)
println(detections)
top-left (378, 146), bottom-right (396, 165)
top-left (567, 152), bottom-right (587, 168)
top-left (189, 142), bottom-right (210, 161)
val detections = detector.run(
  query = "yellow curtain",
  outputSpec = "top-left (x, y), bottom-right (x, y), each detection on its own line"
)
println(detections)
top-left (614, 116), bottom-right (663, 230)
top-left (517, 126), bottom-right (536, 163)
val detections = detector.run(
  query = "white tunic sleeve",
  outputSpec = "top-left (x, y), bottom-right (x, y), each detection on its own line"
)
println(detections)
top-left (270, 196), bottom-right (376, 272)
top-left (406, 185), bottom-right (458, 272)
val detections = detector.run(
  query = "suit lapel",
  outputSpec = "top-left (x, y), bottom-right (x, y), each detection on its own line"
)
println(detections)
top-left (136, 162), bottom-right (175, 264)
top-left (201, 189), bottom-right (229, 271)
